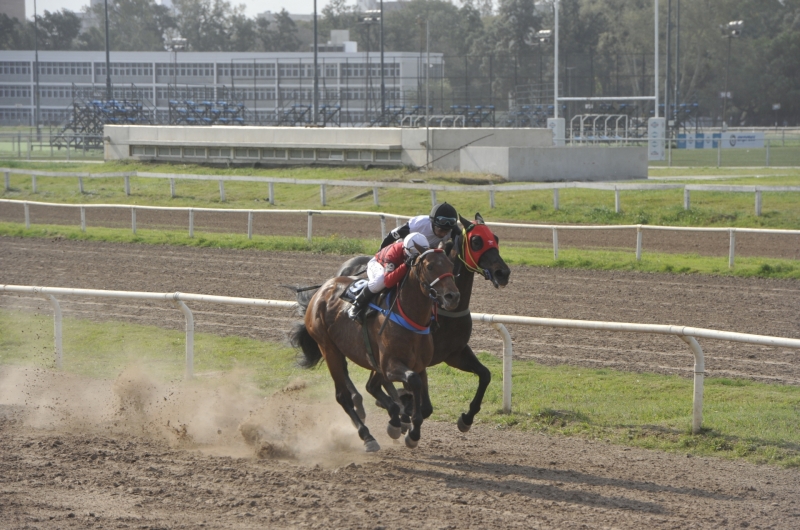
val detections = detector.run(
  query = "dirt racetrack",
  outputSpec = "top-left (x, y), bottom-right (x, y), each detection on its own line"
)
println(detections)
top-left (2, 236), bottom-right (800, 528)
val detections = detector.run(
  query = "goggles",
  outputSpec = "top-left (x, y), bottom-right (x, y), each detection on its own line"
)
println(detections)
top-left (432, 216), bottom-right (457, 229)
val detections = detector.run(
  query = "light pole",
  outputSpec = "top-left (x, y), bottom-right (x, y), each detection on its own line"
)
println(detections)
top-left (359, 11), bottom-right (380, 124)
top-left (720, 20), bottom-right (743, 129)
top-left (165, 37), bottom-right (186, 106)
top-left (527, 29), bottom-right (552, 103)
top-left (104, 0), bottom-right (112, 100)
top-left (33, 0), bottom-right (41, 139)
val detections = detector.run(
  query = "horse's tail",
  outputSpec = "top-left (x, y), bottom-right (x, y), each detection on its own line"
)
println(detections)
top-left (289, 322), bottom-right (323, 368)
top-left (280, 284), bottom-right (320, 314)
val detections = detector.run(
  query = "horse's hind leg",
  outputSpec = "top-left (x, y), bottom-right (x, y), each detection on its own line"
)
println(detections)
top-left (324, 348), bottom-right (380, 452)
top-left (365, 372), bottom-right (402, 440)
top-left (445, 344), bottom-right (491, 432)
top-left (345, 373), bottom-right (366, 421)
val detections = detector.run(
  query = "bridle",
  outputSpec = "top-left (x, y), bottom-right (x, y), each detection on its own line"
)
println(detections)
top-left (457, 223), bottom-right (499, 282)
top-left (414, 248), bottom-right (454, 303)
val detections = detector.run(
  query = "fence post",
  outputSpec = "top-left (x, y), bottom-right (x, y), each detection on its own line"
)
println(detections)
top-left (680, 335), bottom-right (705, 434)
top-left (131, 207), bottom-right (137, 234)
top-left (124, 176), bottom-right (130, 196)
top-left (26, 135), bottom-right (31, 160)
top-left (755, 190), bottom-right (762, 217)
top-left (683, 188), bottom-right (690, 210)
top-left (430, 189), bottom-right (437, 207)
top-left (489, 188), bottom-right (495, 209)
top-left (4, 171), bottom-right (9, 191)
top-left (490, 322), bottom-right (513, 414)
top-left (80, 206), bottom-right (86, 232)
top-left (32, 174), bottom-right (37, 193)
top-left (174, 300), bottom-right (194, 380)
top-left (373, 187), bottom-right (380, 206)
top-left (170, 178), bottom-right (176, 198)
top-left (552, 227), bottom-right (559, 261)
top-left (17, 132), bottom-right (21, 158)
top-left (380, 215), bottom-right (386, 240)
top-left (307, 212), bottom-right (313, 243)
top-left (218, 180), bottom-right (226, 202)
top-left (247, 211), bottom-right (253, 239)
top-left (24, 201), bottom-right (30, 228)
top-left (717, 138), bottom-right (721, 168)
top-left (614, 188), bottom-right (620, 213)
top-left (189, 209), bottom-right (194, 238)
top-left (728, 229), bottom-right (735, 269)
top-left (46, 295), bottom-right (63, 370)
top-left (78, 177), bottom-right (84, 194)
top-left (269, 182), bottom-right (275, 205)
top-left (766, 139), bottom-right (770, 167)
top-left (320, 184), bottom-right (326, 206)
top-left (636, 225), bottom-right (642, 261)
top-left (553, 188), bottom-right (560, 211)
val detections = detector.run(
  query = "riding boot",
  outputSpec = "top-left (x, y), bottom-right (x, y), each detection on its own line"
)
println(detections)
top-left (348, 288), bottom-right (376, 323)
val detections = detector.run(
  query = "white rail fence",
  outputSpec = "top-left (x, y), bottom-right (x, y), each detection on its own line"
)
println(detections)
top-left (3, 284), bottom-right (800, 434)
top-left (4, 167), bottom-right (800, 216)
top-left (3, 199), bottom-right (799, 269)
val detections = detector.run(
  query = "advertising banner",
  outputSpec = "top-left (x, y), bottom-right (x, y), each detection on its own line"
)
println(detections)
top-left (677, 132), bottom-right (764, 149)
top-left (648, 118), bottom-right (665, 160)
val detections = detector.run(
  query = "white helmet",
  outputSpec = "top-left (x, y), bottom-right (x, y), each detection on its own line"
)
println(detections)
top-left (403, 232), bottom-right (429, 258)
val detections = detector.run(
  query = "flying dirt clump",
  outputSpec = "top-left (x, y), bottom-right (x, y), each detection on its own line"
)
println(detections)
top-left (238, 421), bottom-right (295, 460)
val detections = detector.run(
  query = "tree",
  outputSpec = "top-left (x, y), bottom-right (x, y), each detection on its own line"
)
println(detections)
top-left (78, 0), bottom-right (174, 51)
top-left (271, 9), bottom-right (302, 52)
top-left (0, 14), bottom-right (29, 50)
top-left (37, 10), bottom-right (82, 50)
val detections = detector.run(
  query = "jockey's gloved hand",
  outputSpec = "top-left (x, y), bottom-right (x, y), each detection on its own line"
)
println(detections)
top-left (404, 253), bottom-right (416, 270)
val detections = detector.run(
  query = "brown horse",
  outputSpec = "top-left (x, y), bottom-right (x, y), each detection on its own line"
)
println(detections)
top-left (289, 249), bottom-right (460, 451)
top-left (294, 213), bottom-right (511, 432)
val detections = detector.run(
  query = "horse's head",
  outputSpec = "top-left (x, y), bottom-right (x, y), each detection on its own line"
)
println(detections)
top-left (456, 213), bottom-right (511, 288)
top-left (413, 249), bottom-right (460, 311)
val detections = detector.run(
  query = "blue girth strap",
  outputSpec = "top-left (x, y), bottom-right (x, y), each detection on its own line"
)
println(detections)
top-left (368, 292), bottom-right (433, 335)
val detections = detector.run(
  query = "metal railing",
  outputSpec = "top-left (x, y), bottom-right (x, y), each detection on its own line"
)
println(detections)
top-left (3, 284), bottom-right (799, 434)
top-left (4, 168), bottom-right (800, 217)
top-left (2, 199), bottom-right (799, 268)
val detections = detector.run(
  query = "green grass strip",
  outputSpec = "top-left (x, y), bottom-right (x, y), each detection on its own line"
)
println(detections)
top-left (2, 309), bottom-right (798, 467)
top-left (2, 222), bottom-right (798, 279)
top-left (3, 166), bottom-right (800, 229)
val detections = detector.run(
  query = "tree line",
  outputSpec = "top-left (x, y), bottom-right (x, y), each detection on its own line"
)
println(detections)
top-left (1, 0), bottom-right (798, 126)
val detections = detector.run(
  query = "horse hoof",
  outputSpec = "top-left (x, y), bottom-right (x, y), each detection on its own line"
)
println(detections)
top-left (400, 422), bottom-right (411, 434)
top-left (387, 423), bottom-right (402, 440)
top-left (404, 433), bottom-right (419, 449)
top-left (364, 439), bottom-right (381, 452)
top-left (457, 415), bottom-right (472, 433)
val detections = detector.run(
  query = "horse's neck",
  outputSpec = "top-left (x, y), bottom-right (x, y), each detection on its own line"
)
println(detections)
top-left (398, 269), bottom-right (433, 325)
top-left (453, 267), bottom-right (475, 311)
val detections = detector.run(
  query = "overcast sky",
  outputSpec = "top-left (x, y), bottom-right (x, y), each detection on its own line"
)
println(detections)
top-left (24, 0), bottom-right (343, 19)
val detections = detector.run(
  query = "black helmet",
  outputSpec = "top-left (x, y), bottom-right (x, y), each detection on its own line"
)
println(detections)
top-left (429, 202), bottom-right (458, 229)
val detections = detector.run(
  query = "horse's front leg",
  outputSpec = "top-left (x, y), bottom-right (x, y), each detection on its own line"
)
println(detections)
top-left (365, 372), bottom-right (403, 440)
top-left (445, 344), bottom-right (491, 432)
top-left (385, 362), bottom-right (425, 449)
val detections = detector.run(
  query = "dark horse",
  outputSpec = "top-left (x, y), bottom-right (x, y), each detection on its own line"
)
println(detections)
top-left (289, 248), bottom-right (460, 451)
top-left (294, 213), bottom-right (510, 432)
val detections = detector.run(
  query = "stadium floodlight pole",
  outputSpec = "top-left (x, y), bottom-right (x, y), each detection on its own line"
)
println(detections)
top-left (425, 20), bottom-right (430, 168)
top-left (33, 0), bottom-right (41, 138)
top-left (654, 0), bottom-right (659, 118)
top-left (674, 0), bottom-right (680, 133)
top-left (380, 0), bottom-right (385, 125)
top-left (553, 0), bottom-right (559, 119)
top-left (313, 0), bottom-right (318, 125)
top-left (104, 0), bottom-right (112, 101)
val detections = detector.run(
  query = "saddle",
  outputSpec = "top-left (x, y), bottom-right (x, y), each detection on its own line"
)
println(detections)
top-left (340, 279), bottom-right (388, 320)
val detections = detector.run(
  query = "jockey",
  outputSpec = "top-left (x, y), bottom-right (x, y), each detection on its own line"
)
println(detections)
top-left (348, 232), bottom-right (430, 323)
top-left (380, 202), bottom-right (460, 250)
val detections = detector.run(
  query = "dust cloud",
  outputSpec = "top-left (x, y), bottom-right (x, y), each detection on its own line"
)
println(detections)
top-left (0, 362), bottom-right (367, 467)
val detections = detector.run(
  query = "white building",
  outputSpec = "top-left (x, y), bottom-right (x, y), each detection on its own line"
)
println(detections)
top-left (0, 49), bottom-right (444, 126)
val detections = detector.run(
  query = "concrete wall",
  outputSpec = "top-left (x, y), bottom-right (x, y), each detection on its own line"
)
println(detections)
top-left (460, 146), bottom-right (647, 182)
top-left (105, 125), bottom-right (554, 171)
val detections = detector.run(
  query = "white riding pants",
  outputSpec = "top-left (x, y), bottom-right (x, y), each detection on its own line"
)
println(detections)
top-left (366, 258), bottom-right (387, 293)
